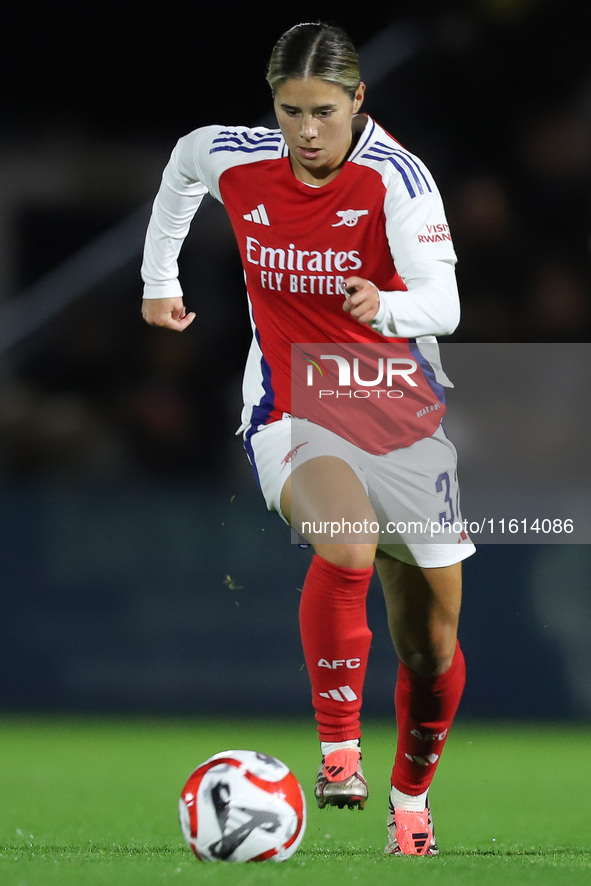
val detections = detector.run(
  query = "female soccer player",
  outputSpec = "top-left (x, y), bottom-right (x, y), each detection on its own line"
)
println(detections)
top-left (141, 22), bottom-right (475, 856)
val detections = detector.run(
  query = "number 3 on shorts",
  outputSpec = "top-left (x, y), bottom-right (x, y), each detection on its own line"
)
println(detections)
top-left (436, 471), bottom-right (456, 527)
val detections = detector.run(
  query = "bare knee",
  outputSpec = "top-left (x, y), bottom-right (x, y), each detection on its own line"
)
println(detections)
top-left (399, 643), bottom-right (457, 678)
top-left (378, 559), bottom-right (462, 677)
top-left (314, 542), bottom-right (377, 571)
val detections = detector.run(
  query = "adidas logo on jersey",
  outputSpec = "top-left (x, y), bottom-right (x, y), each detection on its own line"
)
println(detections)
top-left (243, 204), bottom-right (270, 225)
top-left (319, 685), bottom-right (358, 702)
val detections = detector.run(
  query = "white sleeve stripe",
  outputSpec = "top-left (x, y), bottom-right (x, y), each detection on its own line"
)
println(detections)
top-left (361, 143), bottom-right (432, 197)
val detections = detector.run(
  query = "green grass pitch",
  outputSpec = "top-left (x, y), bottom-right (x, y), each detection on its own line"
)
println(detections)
top-left (0, 715), bottom-right (589, 885)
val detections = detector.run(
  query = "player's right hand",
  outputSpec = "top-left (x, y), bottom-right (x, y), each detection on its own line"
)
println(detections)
top-left (141, 297), bottom-right (196, 332)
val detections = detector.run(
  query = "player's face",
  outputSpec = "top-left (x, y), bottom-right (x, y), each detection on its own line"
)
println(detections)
top-left (274, 78), bottom-right (365, 185)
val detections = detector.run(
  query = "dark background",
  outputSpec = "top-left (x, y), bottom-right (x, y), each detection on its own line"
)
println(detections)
top-left (0, 0), bottom-right (589, 721)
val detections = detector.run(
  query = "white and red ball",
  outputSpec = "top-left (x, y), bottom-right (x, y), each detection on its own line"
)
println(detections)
top-left (179, 749), bottom-right (306, 862)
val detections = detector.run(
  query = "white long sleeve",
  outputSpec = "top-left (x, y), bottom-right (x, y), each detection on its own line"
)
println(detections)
top-left (369, 259), bottom-right (460, 339)
top-left (141, 136), bottom-right (210, 299)
top-left (357, 131), bottom-right (460, 339)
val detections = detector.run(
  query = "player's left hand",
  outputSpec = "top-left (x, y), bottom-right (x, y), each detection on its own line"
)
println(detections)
top-left (341, 277), bottom-right (380, 325)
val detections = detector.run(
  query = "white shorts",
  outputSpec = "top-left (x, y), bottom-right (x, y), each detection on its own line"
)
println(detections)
top-left (246, 417), bottom-right (476, 568)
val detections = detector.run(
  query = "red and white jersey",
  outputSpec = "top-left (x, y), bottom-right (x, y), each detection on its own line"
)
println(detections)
top-left (142, 116), bottom-right (460, 453)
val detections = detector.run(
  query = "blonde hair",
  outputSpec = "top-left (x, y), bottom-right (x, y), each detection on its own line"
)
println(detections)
top-left (266, 22), bottom-right (360, 99)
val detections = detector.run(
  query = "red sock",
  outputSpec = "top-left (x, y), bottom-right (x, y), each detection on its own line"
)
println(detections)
top-left (299, 554), bottom-right (373, 743)
top-left (391, 641), bottom-right (465, 795)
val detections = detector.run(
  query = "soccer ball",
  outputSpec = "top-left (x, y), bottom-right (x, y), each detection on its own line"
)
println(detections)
top-left (179, 749), bottom-right (307, 862)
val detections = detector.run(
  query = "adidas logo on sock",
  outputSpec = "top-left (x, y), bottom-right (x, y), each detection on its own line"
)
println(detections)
top-left (319, 685), bottom-right (358, 702)
top-left (404, 752), bottom-right (440, 766)
top-left (243, 203), bottom-right (270, 225)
